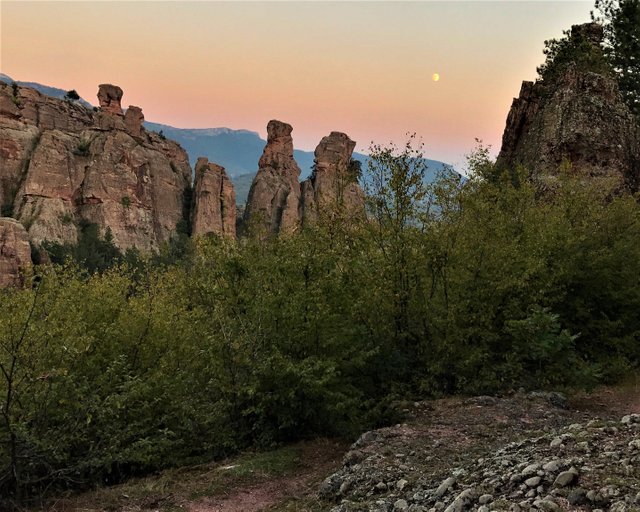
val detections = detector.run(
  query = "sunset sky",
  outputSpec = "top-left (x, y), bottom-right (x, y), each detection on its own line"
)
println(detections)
top-left (1, 1), bottom-right (593, 167)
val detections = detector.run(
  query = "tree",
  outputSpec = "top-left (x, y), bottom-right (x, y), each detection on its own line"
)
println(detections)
top-left (364, 135), bottom-right (431, 376)
top-left (65, 89), bottom-right (80, 101)
top-left (593, 0), bottom-right (640, 118)
top-left (537, 22), bottom-right (612, 82)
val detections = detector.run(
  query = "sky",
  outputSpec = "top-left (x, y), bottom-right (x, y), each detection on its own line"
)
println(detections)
top-left (1, 1), bottom-right (593, 167)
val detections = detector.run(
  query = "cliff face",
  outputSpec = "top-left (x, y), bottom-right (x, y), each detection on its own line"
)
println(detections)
top-left (496, 24), bottom-right (640, 188)
top-left (0, 218), bottom-right (31, 287)
top-left (301, 131), bottom-right (364, 224)
top-left (0, 82), bottom-right (192, 252)
top-left (242, 120), bottom-right (302, 236)
top-left (191, 157), bottom-right (236, 238)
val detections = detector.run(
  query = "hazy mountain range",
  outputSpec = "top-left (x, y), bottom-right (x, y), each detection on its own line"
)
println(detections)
top-left (0, 73), bottom-right (451, 204)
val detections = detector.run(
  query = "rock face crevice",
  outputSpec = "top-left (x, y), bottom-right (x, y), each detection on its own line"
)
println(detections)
top-left (0, 82), bottom-right (193, 252)
top-left (242, 120), bottom-right (302, 236)
top-left (191, 157), bottom-right (236, 238)
top-left (496, 24), bottom-right (640, 189)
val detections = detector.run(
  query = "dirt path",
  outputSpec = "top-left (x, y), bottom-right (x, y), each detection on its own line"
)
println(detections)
top-left (186, 471), bottom-right (315, 512)
top-left (185, 441), bottom-right (342, 512)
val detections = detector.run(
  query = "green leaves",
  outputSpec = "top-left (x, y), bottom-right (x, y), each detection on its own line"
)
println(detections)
top-left (4, 141), bottom-right (640, 505)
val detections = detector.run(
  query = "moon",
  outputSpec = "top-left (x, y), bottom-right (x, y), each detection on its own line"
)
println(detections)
top-left (432, 73), bottom-right (440, 82)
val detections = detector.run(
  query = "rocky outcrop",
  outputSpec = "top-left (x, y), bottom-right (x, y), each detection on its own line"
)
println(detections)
top-left (496, 24), bottom-right (640, 189)
top-left (191, 157), bottom-right (236, 238)
top-left (301, 131), bottom-right (364, 224)
top-left (124, 106), bottom-right (144, 138)
top-left (0, 82), bottom-right (192, 252)
top-left (0, 218), bottom-right (31, 287)
top-left (97, 84), bottom-right (123, 115)
top-left (243, 120), bottom-right (302, 236)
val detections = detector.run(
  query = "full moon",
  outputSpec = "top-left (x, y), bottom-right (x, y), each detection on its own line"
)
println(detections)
top-left (432, 73), bottom-right (440, 82)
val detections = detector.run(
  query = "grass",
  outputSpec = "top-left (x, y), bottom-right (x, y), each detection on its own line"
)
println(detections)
top-left (39, 443), bottom-right (326, 512)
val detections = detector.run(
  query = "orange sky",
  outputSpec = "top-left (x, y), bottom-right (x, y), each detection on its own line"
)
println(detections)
top-left (1, 1), bottom-right (593, 166)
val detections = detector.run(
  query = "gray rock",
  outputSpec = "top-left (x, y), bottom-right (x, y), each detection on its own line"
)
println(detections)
top-left (542, 460), bottom-right (561, 473)
top-left (397, 479), bottom-right (409, 491)
top-left (525, 476), bottom-right (542, 487)
top-left (444, 488), bottom-right (476, 512)
top-left (549, 437), bottom-right (563, 448)
top-left (553, 470), bottom-right (578, 488)
top-left (478, 494), bottom-right (493, 505)
top-left (567, 487), bottom-right (587, 505)
top-left (521, 463), bottom-right (540, 476)
top-left (610, 502), bottom-right (627, 512)
top-left (434, 477), bottom-right (456, 498)
top-left (533, 499), bottom-right (561, 511)
top-left (394, 499), bottom-right (409, 511)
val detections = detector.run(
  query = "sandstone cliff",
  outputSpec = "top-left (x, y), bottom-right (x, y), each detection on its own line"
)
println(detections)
top-left (300, 131), bottom-right (364, 224)
top-left (191, 157), bottom-right (236, 238)
top-left (0, 217), bottom-right (31, 287)
top-left (0, 82), bottom-right (192, 252)
top-left (242, 120), bottom-right (302, 236)
top-left (496, 24), bottom-right (640, 189)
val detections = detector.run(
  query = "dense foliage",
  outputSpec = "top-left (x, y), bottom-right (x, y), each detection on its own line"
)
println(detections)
top-left (537, 24), bottom-right (612, 83)
top-left (3, 141), bottom-right (640, 507)
top-left (593, 0), bottom-right (640, 118)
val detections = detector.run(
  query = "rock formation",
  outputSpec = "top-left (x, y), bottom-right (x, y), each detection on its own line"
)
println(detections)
top-left (0, 81), bottom-right (192, 253)
top-left (0, 217), bottom-right (31, 287)
top-left (243, 120), bottom-right (302, 236)
top-left (300, 131), bottom-right (364, 224)
top-left (191, 157), bottom-right (236, 238)
top-left (496, 23), bottom-right (640, 189)
top-left (124, 106), bottom-right (144, 138)
top-left (97, 84), bottom-right (123, 115)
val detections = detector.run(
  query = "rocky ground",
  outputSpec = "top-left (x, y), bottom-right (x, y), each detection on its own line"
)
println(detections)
top-left (317, 388), bottom-right (640, 512)
top-left (36, 383), bottom-right (640, 512)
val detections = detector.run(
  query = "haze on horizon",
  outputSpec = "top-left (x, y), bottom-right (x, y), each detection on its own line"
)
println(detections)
top-left (1, 1), bottom-right (593, 167)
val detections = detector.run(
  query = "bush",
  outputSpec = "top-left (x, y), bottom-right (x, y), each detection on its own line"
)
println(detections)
top-left (65, 89), bottom-right (80, 101)
top-left (73, 138), bottom-right (92, 157)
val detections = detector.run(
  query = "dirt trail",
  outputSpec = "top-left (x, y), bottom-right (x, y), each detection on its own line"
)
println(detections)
top-left (184, 440), bottom-right (342, 512)
top-left (186, 471), bottom-right (314, 512)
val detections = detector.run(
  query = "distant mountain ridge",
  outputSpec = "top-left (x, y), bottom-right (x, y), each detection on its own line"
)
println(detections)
top-left (0, 74), bottom-right (452, 204)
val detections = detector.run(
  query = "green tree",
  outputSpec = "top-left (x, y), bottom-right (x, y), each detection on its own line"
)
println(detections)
top-left (593, 0), bottom-right (640, 118)
top-left (65, 89), bottom-right (80, 101)
top-left (537, 23), bottom-right (612, 82)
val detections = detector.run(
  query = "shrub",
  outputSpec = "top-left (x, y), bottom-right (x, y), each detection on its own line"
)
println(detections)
top-left (73, 138), bottom-right (92, 157)
top-left (65, 89), bottom-right (80, 101)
